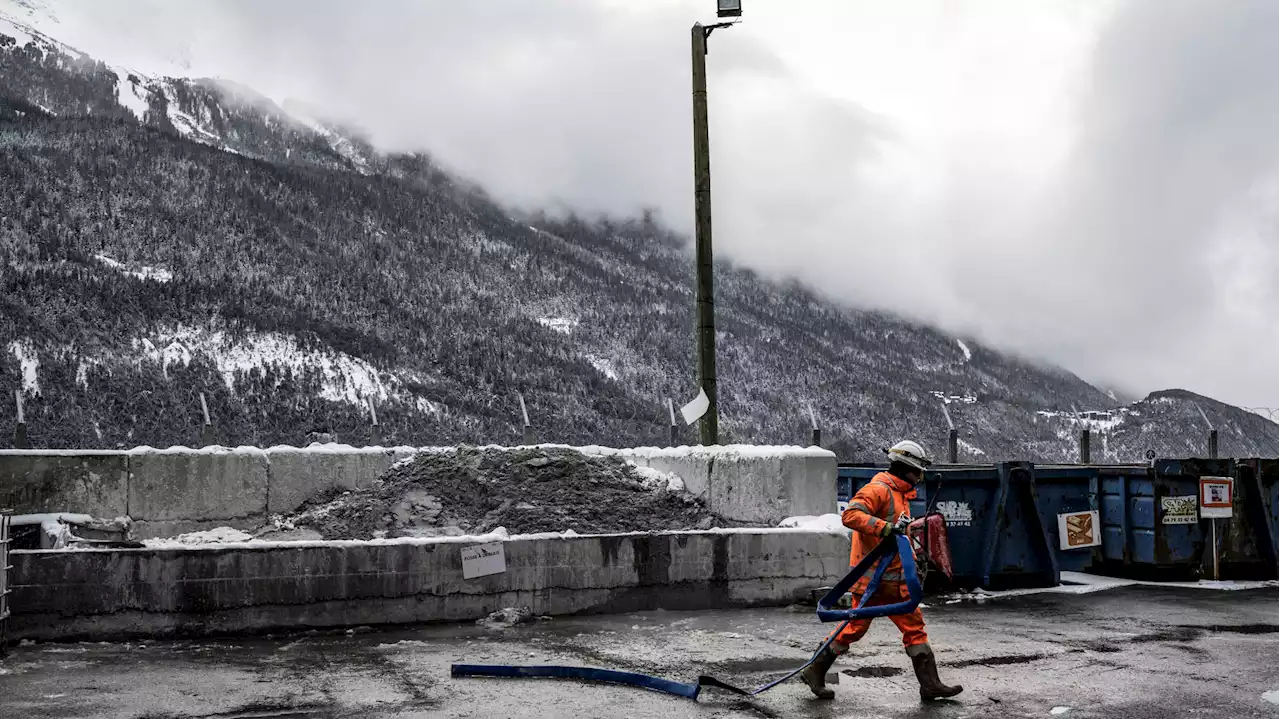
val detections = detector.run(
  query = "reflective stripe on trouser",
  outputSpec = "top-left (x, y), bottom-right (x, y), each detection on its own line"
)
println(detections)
top-left (828, 580), bottom-right (929, 649)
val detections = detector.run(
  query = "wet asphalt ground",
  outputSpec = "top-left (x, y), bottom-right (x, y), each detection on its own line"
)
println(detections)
top-left (1, 585), bottom-right (1276, 719)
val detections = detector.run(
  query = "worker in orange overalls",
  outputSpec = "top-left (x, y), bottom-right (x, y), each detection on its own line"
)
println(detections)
top-left (800, 440), bottom-right (963, 701)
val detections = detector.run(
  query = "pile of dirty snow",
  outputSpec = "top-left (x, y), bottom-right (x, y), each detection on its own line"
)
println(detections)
top-left (276, 446), bottom-right (752, 539)
top-left (142, 527), bottom-right (255, 548)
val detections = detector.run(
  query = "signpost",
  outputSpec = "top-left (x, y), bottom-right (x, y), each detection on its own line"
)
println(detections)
top-left (1199, 476), bottom-right (1234, 580)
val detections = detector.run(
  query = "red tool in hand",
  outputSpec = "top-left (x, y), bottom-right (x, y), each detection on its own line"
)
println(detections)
top-left (907, 513), bottom-right (954, 582)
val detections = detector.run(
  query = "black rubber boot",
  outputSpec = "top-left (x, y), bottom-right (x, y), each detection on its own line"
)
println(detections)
top-left (908, 644), bottom-right (963, 700)
top-left (799, 642), bottom-right (843, 699)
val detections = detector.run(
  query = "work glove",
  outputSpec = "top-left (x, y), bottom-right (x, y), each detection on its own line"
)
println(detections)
top-left (879, 521), bottom-right (903, 537)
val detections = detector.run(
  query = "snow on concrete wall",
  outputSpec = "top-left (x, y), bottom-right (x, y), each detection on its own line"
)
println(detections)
top-left (8, 529), bottom-right (850, 641)
top-left (0, 443), bottom-right (836, 533)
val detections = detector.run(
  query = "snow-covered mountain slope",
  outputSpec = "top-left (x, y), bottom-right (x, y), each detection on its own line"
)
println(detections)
top-left (0, 11), bottom-right (1275, 460)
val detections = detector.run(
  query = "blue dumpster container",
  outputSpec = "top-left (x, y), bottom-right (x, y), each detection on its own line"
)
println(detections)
top-left (1021, 464), bottom-right (1106, 574)
top-left (838, 463), bottom-right (1060, 590)
top-left (1223, 455), bottom-right (1274, 578)
top-left (1142, 458), bottom-right (1223, 579)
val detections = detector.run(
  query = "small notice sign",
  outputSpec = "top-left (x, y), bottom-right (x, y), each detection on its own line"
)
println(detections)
top-left (1199, 477), bottom-right (1233, 519)
top-left (1057, 510), bottom-right (1101, 550)
top-left (936, 501), bottom-right (973, 527)
top-left (461, 542), bottom-right (507, 579)
top-left (1161, 495), bottom-right (1198, 525)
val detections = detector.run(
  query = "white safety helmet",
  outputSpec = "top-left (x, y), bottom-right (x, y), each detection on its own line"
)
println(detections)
top-left (884, 440), bottom-right (932, 472)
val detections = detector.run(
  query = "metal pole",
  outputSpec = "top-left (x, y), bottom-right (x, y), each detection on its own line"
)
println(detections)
top-left (1208, 429), bottom-right (1219, 459)
top-left (1080, 429), bottom-right (1091, 464)
top-left (1212, 519), bottom-right (1219, 580)
top-left (940, 402), bottom-right (957, 463)
top-left (692, 23), bottom-right (718, 446)
top-left (667, 398), bottom-right (678, 447)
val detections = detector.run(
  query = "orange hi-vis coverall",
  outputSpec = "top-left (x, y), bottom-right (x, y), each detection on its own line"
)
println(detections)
top-left (830, 471), bottom-right (929, 649)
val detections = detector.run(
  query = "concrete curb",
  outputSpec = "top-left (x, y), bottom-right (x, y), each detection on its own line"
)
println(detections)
top-left (9, 529), bottom-right (850, 642)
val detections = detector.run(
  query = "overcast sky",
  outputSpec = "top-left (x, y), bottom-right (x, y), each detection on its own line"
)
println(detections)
top-left (16, 0), bottom-right (1278, 410)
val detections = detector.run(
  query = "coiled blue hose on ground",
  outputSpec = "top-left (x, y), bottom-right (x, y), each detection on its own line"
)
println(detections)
top-left (450, 533), bottom-right (922, 700)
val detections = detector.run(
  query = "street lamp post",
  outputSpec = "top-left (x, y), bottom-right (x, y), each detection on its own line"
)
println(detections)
top-left (691, 1), bottom-right (740, 446)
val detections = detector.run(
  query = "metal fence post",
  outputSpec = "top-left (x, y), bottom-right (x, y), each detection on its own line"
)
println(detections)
top-left (12, 391), bottom-right (26, 449)
top-left (519, 393), bottom-right (535, 446)
top-left (808, 402), bottom-right (821, 447)
top-left (199, 392), bottom-right (216, 447)
top-left (367, 397), bottom-right (381, 447)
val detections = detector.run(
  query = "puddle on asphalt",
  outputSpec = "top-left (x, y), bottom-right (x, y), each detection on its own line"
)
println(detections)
top-left (948, 653), bottom-right (1047, 668)
top-left (1177, 623), bottom-right (1278, 635)
top-left (841, 665), bottom-right (905, 678)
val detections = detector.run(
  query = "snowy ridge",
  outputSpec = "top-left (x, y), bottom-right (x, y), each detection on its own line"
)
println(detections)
top-left (587, 355), bottom-right (618, 380)
top-left (126, 326), bottom-right (440, 411)
top-left (282, 101), bottom-right (373, 174)
top-left (95, 254), bottom-right (172, 282)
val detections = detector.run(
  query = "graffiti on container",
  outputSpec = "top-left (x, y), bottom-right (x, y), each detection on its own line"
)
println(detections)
top-left (935, 501), bottom-right (973, 527)
top-left (1160, 495), bottom-right (1198, 525)
top-left (1057, 510), bottom-right (1101, 550)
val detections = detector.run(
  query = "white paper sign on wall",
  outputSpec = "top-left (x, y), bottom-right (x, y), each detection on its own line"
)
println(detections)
top-left (1199, 477), bottom-right (1233, 519)
top-left (1057, 510), bottom-right (1102, 550)
top-left (461, 541), bottom-right (507, 579)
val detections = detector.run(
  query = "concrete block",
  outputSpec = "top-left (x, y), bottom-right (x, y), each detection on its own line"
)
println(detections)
top-left (127, 450), bottom-right (268, 534)
top-left (0, 450), bottom-right (129, 518)
top-left (594, 445), bottom-right (838, 524)
top-left (264, 446), bottom-right (400, 515)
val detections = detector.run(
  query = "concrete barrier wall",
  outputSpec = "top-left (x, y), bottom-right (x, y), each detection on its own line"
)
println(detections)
top-left (264, 446), bottom-right (414, 516)
top-left (0, 451), bottom-right (129, 518)
top-left (0, 444), bottom-right (837, 536)
top-left (600, 446), bottom-right (837, 524)
top-left (128, 451), bottom-right (270, 539)
top-left (9, 529), bottom-right (850, 641)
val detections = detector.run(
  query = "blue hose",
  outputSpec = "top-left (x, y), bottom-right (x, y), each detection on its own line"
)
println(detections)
top-left (450, 533), bottom-right (921, 700)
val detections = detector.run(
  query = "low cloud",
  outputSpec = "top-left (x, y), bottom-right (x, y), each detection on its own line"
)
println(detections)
top-left (25, 0), bottom-right (1278, 408)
